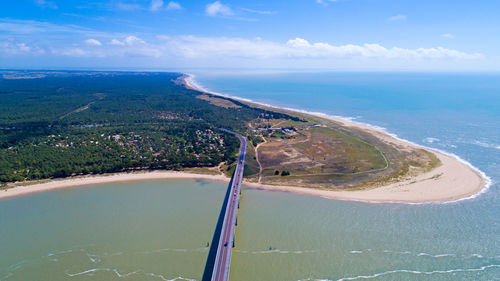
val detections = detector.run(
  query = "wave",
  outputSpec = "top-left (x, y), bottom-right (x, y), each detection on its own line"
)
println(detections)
top-left (186, 74), bottom-right (493, 205)
top-left (235, 249), bottom-right (316, 255)
top-left (472, 140), bottom-right (500, 150)
top-left (297, 264), bottom-right (500, 281)
top-left (137, 247), bottom-right (207, 255)
top-left (67, 268), bottom-right (197, 280)
top-left (350, 249), bottom-right (491, 259)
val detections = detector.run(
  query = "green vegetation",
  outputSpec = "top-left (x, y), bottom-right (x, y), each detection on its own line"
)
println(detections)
top-left (247, 135), bottom-right (264, 147)
top-left (270, 130), bottom-right (295, 139)
top-left (280, 171), bottom-right (290, 176)
top-left (0, 71), bottom-right (299, 185)
top-left (0, 71), bottom-right (441, 190)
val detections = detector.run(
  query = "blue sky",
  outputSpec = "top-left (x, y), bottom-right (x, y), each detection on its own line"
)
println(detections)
top-left (1, 0), bottom-right (499, 70)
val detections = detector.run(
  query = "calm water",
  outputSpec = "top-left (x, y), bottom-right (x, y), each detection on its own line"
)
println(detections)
top-left (1, 72), bottom-right (500, 280)
top-left (0, 179), bottom-right (226, 280)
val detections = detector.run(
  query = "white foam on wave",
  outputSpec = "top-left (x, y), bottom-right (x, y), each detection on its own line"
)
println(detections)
top-left (147, 272), bottom-right (198, 281)
top-left (67, 268), bottom-right (198, 280)
top-left (297, 264), bottom-right (500, 281)
top-left (47, 249), bottom-right (73, 257)
top-left (87, 253), bottom-right (100, 263)
top-left (67, 267), bottom-right (106, 276)
top-left (186, 74), bottom-right (494, 205)
top-left (357, 249), bottom-right (461, 258)
top-left (417, 252), bottom-right (455, 258)
top-left (235, 249), bottom-right (315, 255)
top-left (473, 140), bottom-right (500, 150)
top-left (7, 260), bottom-right (25, 270)
top-left (424, 137), bottom-right (440, 143)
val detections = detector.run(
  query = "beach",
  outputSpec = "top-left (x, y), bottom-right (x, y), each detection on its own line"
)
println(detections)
top-left (0, 75), bottom-right (488, 203)
top-left (245, 151), bottom-right (485, 203)
top-left (184, 74), bottom-right (488, 203)
top-left (0, 171), bottom-right (229, 200)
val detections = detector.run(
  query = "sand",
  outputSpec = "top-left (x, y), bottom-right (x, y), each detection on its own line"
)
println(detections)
top-left (0, 172), bottom-right (229, 200)
top-left (244, 151), bottom-right (485, 203)
top-left (0, 75), bottom-right (488, 203)
top-left (184, 74), bottom-right (488, 203)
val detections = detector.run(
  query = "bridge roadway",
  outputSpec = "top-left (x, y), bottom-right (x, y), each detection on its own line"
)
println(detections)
top-left (210, 129), bottom-right (246, 281)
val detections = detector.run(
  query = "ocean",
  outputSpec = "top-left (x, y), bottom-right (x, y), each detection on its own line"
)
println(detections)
top-left (193, 71), bottom-right (500, 280)
top-left (0, 72), bottom-right (499, 280)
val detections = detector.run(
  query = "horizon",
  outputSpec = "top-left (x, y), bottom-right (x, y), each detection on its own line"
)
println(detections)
top-left (1, 0), bottom-right (500, 71)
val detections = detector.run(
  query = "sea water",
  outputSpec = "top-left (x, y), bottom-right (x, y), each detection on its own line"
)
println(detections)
top-left (193, 71), bottom-right (500, 280)
top-left (1, 72), bottom-right (499, 280)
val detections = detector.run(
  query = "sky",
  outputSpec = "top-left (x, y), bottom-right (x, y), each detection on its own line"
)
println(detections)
top-left (1, 0), bottom-right (499, 71)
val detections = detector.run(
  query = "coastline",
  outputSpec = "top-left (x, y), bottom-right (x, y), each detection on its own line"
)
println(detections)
top-left (244, 152), bottom-right (485, 204)
top-left (0, 73), bottom-right (489, 203)
top-left (184, 74), bottom-right (490, 203)
top-left (0, 171), bottom-right (229, 200)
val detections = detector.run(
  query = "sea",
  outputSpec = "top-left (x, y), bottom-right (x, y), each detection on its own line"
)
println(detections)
top-left (0, 71), bottom-right (499, 280)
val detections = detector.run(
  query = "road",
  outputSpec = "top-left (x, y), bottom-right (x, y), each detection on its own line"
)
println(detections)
top-left (210, 129), bottom-right (246, 281)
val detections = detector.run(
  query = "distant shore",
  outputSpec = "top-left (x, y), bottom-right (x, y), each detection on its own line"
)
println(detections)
top-left (0, 74), bottom-right (488, 203)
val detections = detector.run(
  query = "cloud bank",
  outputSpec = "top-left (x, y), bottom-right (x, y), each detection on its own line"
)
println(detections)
top-left (0, 19), bottom-right (487, 70)
top-left (1, 35), bottom-right (483, 62)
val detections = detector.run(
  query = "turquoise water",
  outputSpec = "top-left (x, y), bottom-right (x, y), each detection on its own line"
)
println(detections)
top-left (193, 72), bottom-right (500, 280)
top-left (1, 72), bottom-right (499, 280)
top-left (193, 72), bottom-right (500, 188)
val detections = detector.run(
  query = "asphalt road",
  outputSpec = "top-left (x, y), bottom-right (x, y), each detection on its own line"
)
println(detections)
top-left (211, 129), bottom-right (247, 281)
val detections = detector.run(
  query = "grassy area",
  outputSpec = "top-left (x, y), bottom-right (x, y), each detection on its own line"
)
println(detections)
top-left (242, 108), bottom-right (441, 189)
top-left (243, 140), bottom-right (259, 178)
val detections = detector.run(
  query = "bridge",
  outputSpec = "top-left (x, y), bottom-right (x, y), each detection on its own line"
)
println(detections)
top-left (202, 129), bottom-right (247, 281)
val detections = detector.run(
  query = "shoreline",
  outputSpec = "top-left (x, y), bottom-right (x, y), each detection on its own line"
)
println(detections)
top-left (0, 73), bottom-right (490, 203)
top-left (244, 151), bottom-right (485, 204)
top-left (184, 74), bottom-right (490, 203)
top-left (0, 171), bottom-right (230, 200)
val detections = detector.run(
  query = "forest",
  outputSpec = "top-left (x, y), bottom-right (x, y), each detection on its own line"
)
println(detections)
top-left (0, 71), bottom-right (299, 184)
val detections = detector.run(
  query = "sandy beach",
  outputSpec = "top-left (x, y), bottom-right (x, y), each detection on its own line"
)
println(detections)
top-left (184, 74), bottom-right (488, 203)
top-left (0, 75), bottom-right (488, 203)
top-left (244, 151), bottom-right (485, 203)
top-left (0, 171), bottom-right (229, 200)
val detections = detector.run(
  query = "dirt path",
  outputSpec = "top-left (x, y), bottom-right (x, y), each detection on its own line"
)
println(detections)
top-left (255, 137), bottom-right (267, 183)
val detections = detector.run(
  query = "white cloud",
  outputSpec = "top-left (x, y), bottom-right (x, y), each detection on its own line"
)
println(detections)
top-left (59, 48), bottom-right (87, 57)
top-left (442, 33), bottom-right (455, 39)
top-left (2, 34), bottom-right (485, 70)
top-left (387, 14), bottom-right (407, 22)
top-left (316, 0), bottom-right (337, 5)
top-left (241, 8), bottom-right (273, 15)
top-left (110, 39), bottom-right (126, 46)
top-left (0, 40), bottom-right (44, 55)
top-left (150, 0), bottom-right (164, 11)
top-left (69, 36), bottom-right (482, 62)
top-left (117, 2), bottom-right (143, 11)
top-left (166, 1), bottom-right (182, 10)
top-left (155, 36), bottom-right (482, 60)
top-left (110, 36), bottom-right (146, 46)
top-left (35, 0), bottom-right (58, 9)
top-left (206, 1), bottom-right (233, 16)
top-left (124, 35), bottom-right (146, 45)
top-left (84, 38), bottom-right (102, 46)
top-left (0, 19), bottom-right (93, 35)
